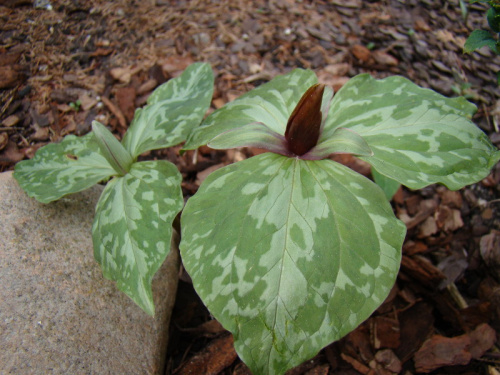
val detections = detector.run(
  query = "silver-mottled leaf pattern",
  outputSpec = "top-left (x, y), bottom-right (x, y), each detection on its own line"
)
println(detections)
top-left (180, 153), bottom-right (405, 375)
top-left (324, 74), bottom-right (500, 190)
top-left (372, 168), bottom-right (401, 200)
top-left (13, 133), bottom-right (116, 203)
top-left (183, 69), bottom-right (317, 150)
top-left (93, 160), bottom-right (183, 315)
top-left (123, 62), bottom-right (214, 159)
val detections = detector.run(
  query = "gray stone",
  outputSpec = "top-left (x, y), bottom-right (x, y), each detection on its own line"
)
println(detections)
top-left (0, 171), bottom-right (179, 374)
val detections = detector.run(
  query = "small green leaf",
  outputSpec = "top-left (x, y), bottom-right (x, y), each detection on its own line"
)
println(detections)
top-left (92, 160), bottom-right (183, 315)
top-left (92, 121), bottom-right (133, 175)
top-left (464, 29), bottom-right (499, 54)
top-left (14, 133), bottom-right (116, 203)
top-left (183, 69), bottom-right (317, 151)
top-left (372, 168), bottom-right (401, 200)
top-left (123, 62), bottom-right (214, 158)
top-left (325, 74), bottom-right (500, 190)
top-left (180, 153), bottom-right (405, 375)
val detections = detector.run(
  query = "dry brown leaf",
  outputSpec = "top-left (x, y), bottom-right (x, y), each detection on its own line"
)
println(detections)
top-left (1, 115), bottom-right (20, 127)
top-left (351, 45), bottom-right (372, 63)
top-left (177, 334), bottom-right (237, 375)
top-left (115, 86), bottom-right (136, 123)
top-left (480, 231), bottom-right (500, 280)
top-left (371, 316), bottom-right (400, 349)
top-left (372, 50), bottom-right (399, 66)
top-left (0, 133), bottom-right (8, 151)
top-left (414, 334), bottom-right (471, 373)
top-left (0, 141), bottom-right (24, 163)
top-left (196, 163), bottom-right (226, 185)
top-left (340, 353), bottom-right (371, 374)
top-left (469, 323), bottom-right (497, 359)
top-left (0, 66), bottom-right (19, 89)
top-left (373, 349), bottom-right (402, 374)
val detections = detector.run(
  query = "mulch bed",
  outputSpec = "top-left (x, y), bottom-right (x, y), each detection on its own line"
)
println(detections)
top-left (1, 1), bottom-right (500, 374)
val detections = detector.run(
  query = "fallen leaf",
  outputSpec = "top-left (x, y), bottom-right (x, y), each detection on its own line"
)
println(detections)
top-left (2, 115), bottom-right (20, 127)
top-left (480, 231), bottom-right (500, 281)
top-left (340, 353), bottom-right (370, 374)
top-left (177, 334), bottom-right (237, 375)
top-left (414, 334), bottom-right (471, 373)
top-left (137, 78), bottom-right (158, 96)
top-left (115, 86), bottom-right (136, 122)
top-left (418, 216), bottom-right (438, 238)
top-left (469, 323), bottom-right (497, 359)
top-left (78, 93), bottom-right (98, 111)
top-left (395, 302), bottom-right (434, 362)
top-left (0, 141), bottom-right (25, 163)
top-left (0, 66), bottom-right (19, 89)
top-left (303, 364), bottom-right (329, 375)
top-left (437, 253), bottom-right (468, 289)
top-left (351, 44), bottom-right (372, 63)
top-left (439, 189), bottom-right (463, 209)
top-left (435, 206), bottom-right (463, 232)
top-left (0, 133), bottom-right (8, 150)
top-left (415, 18), bottom-right (431, 32)
top-left (371, 316), bottom-right (400, 349)
top-left (372, 50), bottom-right (399, 66)
top-left (212, 97), bottom-right (226, 109)
top-left (30, 126), bottom-right (50, 141)
top-left (374, 349), bottom-right (402, 374)
top-left (196, 163), bottom-right (226, 185)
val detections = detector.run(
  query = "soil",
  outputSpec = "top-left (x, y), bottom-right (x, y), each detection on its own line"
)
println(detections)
top-left (1, 1), bottom-right (500, 374)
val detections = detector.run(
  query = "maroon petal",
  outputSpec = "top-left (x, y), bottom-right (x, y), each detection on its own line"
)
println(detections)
top-left (285, 83), bottom-right (325, 156)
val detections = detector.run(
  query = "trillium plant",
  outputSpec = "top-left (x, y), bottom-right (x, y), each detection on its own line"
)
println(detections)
top-left (180, 69), bottom-right (500, 374)
top-left (13, 62), bottom-right (500, 375)
top-left (14, 63), bottom-right (214, 315)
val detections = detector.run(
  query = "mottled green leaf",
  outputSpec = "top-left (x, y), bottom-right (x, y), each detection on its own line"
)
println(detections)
top-left (93, 160), bottom-right (183, 315)
top-left (92, 121), bottom-right (133, 175)
top-left (180, 153), bottom-right (405, 375)
top-left (14, 133), bottom-right (116, 204)
top-left (325, 74), bottom-right (500, 190)
top-left (372, 168), bottom-right (401, 201)
top-left (183, 69), bottom-right (317, 151)
top-left (123, 62), bottom-right (214, 159)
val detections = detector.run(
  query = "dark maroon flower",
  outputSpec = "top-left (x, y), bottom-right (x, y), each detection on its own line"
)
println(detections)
top-left (285, 83), bottom-right (325, 156)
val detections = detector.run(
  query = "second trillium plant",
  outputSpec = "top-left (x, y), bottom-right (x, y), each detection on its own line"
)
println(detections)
top-left (14, 63), bottom-right (214, 316)
top-left (180, 69), bottom-right (500, 374)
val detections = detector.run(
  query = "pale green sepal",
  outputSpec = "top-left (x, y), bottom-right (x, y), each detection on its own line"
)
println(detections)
top-left (310, 127), bottom-right (373, 159)
top-left (180, 153), bottom-right (406, 375)
top-left (92, 160), bottom-right (183, 316)
top-left (372, 168), bottom-right (401, 201)
top-left (208, 122), bottom-right (288, 154)
top-left (92, 121), bottom-right (133, 176)
top-left (325, 74), bottom-right (499, 190)
top-left (123, 63), bottom-right (214, 158)
top-left (13, 132), bottom-right (116, 204)
top-left (183, 68), bottom-right (317, 151)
